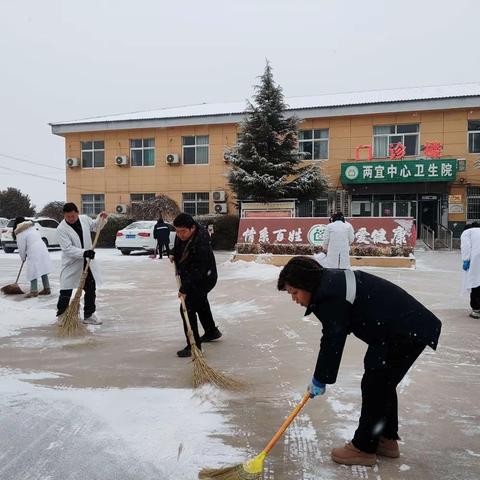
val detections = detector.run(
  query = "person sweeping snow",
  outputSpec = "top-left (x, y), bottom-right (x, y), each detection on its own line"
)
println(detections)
top-left (323, 211), bottom-right (354, 269)
top-left (56, 202), bottom-right (108, 325)
top-left (460, 222), bottom-right (480, 318)
top-left (277, 256), bottom-right (441, 466)
top-left (13, 217), bottom-right (52, 298)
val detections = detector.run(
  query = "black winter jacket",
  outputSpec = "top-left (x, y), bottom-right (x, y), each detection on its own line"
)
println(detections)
top-left (306, 269), bottom-right (442, 384)
top-left (153, 220), bottom-right (170, 242)
top-left (173, 223), bottom-right (217, 297)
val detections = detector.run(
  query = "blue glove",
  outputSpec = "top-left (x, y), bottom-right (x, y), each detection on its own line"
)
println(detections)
top-left (307, 377), bottom-right (326, 398)
top-left (463, 260), bottom-right (470, 271)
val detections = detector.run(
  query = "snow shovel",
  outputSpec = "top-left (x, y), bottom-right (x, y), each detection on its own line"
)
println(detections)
top-left (199, 392), bottom-right (310, 479)
top-left (1, 261), bottom-right (25, 295)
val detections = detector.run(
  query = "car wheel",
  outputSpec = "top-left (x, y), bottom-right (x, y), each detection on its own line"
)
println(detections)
top-left (120, 249), bottom-right (131, 255)
top-left (4, 247), bottom-right (15, 253)
top-left (42, 238), bottom-right (49, 247)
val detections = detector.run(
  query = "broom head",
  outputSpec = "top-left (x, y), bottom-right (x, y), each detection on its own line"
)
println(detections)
top-left (1, 283), bottom-right (24, 295)
top-left (191, 344), bottom-right (242, 390)
top-left (56, 298), bottom-right (88, 337)
top-left (199, 452), bottom-right (266, 479)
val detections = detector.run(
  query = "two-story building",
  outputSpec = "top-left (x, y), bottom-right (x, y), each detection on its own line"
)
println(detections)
top-left (50, 83), bottom-right (480, 237)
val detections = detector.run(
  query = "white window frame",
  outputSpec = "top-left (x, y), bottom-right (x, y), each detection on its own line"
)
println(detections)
top-left (467, 187), bottom-right (480, 221)
top-left (468, 120), bottom-right (480, 154)
top-left (182, 192), bottom-right (210, 215)
top-left (298, 129), bottom-right (329, 160)
top-left (81, 141), bottom-right (105, 168)
top-left (182, 135), bottom-right (209, 165)
top-left (373, 124), bottom-right (420, 158)
top-left (81, 194), bottom-right (105, 216)
top-left (130, 138), bottom-right (155, 167)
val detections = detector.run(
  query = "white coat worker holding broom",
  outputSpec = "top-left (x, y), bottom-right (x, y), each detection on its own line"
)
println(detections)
top-left (13, 217), bottom-right (52, 298)
top-left (323, 211), bottom-right (354, 269)
top-left (56, 202), bottom-right (108, 325)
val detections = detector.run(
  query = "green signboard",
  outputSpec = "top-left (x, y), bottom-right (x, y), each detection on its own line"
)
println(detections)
top-left (341, 159), bottom-right (457, 184)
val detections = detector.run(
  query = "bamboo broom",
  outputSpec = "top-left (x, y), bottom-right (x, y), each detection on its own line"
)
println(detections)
top-left (56, 215), bottom-right (107, 337)
top-left (199, 393), bottom-right (310, 479)
top-left (175, 272), bottom-right (241, 390)
top-left (1, 261), bottom-right (25, 295)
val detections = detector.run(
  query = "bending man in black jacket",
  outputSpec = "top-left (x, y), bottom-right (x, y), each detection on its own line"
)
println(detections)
top-left (277, 256), bottom-right (441, 466)
top-left (170, 213), bottom-right (222, 357)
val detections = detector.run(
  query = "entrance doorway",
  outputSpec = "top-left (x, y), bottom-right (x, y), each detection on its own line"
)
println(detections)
top-left (419, 199), bottom-right (439, 233)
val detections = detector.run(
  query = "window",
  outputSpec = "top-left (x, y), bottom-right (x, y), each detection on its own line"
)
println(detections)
top-left (296, 198), bottom-right (329, 217)
top-left (467, 187), bottom-right (480, 220)
top-left (81, 141), bottom-right (104, 168)
top-left (81, 194), bottom-right (105, 216)
top-left (37, 219), bottom-right (59, 228)
top-left (298, 129), bottom-right (329, 160)
top-left (130, 138), bottom-right (155, 166)
top-left (182, 135), bottom-right (209, 165)
top-left (182, 192), bottom-right (209, 215)
top-left (373, 124), bottom-right (419, 157)
top-left (468, 120), bottom-right (480, 153)
top-left (130, 193), bottom-right (155, 204)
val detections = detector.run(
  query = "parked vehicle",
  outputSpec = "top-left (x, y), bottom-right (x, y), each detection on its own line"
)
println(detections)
top-left (0, 218), bottom-right (9, 250)
top-left (115, 220), bottom-right (176, 255)
top-left (1, 217), bottom-right (60, 253)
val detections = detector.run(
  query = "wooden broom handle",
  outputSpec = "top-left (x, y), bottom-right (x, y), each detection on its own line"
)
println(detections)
top-left (15, 261), bottom-right (25, 283)
top-left (175, 272), bottom-right (196, 346)
top-left (262, 392), bottom-right (310, 455)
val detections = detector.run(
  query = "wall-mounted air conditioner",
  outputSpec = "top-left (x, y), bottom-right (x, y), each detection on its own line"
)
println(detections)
top-left (115, 204), bottom-right (128, 214)
top-left (66, 157), bottom-right (79, 168)
top-left (115, 155), bottom-right (129, 166)
top-left (212, 190), bottom-right (226, 202)
top-left (166, 153), bottom-right (180, 165)
top-left (214, 203), bottom-right (227, 214)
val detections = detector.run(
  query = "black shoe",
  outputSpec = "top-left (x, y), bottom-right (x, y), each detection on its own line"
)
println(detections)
top-left (177, 345), bottom-right (192, 357)
top-left (200, 328), bottom-right (222, 343)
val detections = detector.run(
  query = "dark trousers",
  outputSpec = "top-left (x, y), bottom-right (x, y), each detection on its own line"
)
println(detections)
top-left (352, 340), bottom-right (426, 453)
top-left (56, 270), bottom-right (96, 318)
top-left (156, 239), bottom-right (170, 258)
top-left (179, 292), bottom-right (216, 348)
top-left (470, 286), bottom-right (480, 310)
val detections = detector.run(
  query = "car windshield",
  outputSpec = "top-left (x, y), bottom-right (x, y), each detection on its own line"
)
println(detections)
top-left (6, 219), bottom-right (15, 227)
top-left (124, 222), bottom-right (153, 230)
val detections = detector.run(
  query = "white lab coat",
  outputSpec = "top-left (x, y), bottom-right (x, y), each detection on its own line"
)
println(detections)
top-left (15, 221), bottom-right (52, 282)
top-left (460, 227), bottom-right (480, 294)
top-left (323, 220), bottom-right (355, 269)
top-left (57, 214), bottom-right (102, 290)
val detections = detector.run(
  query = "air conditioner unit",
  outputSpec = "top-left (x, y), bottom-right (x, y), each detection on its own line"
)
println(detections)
top-left (212, 190), bottom-right (226, 202)
top-left (115, 155), bottom-right (129, 166)
top-left (166, 153), bottom-right (180, 165)
top-left (115, 204), bottom-right (128, 214)
top-left (66, 157), bottom-right (79, 168)
top-left (214, 202), bottom-right (227, 214)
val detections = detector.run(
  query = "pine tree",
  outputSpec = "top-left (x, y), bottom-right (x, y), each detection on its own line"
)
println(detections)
top-left (226, 62), bottom-right (329, 203)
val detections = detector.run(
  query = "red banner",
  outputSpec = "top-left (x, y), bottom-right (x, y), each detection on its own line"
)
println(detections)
top-left (237, 217), bottom-right (416, 247)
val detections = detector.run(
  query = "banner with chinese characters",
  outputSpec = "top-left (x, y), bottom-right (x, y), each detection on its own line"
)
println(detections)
top-left (238, 217), bottom-right (416, 247)
top-left (341, 159), bottom-right (457, 184)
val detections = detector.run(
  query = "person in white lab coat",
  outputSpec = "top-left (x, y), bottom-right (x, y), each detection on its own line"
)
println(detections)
top-left (460, 222), bottom-right (480, 318)
top-left (323, 212), bottom-right (355, 269)
top-left (13, 217), bottom-right (52, 298)
top-left (56, 202), bottom-right (108, 325)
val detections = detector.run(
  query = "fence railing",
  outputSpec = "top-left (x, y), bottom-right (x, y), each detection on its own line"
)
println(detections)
top-left (421, 225), bottom-right (435, 249)
top-left (420, 224), bottom-right (453, 250)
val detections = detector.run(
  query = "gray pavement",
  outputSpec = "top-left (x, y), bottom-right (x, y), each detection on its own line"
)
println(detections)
top-left (0, 248), bottom-right (478, 480)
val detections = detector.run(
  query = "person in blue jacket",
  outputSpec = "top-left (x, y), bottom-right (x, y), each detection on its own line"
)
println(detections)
top-left (277, 256), bottom-right (441, 466)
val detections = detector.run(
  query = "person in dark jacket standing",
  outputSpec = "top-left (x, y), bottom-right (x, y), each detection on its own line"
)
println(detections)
top-left (153, 215), bottom-right (170, 259)
top-left (170, 213), bottom-right (222, 357)
top-left (277, 256), bottom-right (441, 466)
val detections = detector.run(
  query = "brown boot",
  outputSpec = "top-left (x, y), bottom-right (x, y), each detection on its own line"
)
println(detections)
top-left (38, 288), bottom-right (51, 295)
top-left (377, 436), bottom-right (400, 458)
top-left (331, 442), bottom-right (377, 466)
top-left (25, 291), bottom-right (39, 298)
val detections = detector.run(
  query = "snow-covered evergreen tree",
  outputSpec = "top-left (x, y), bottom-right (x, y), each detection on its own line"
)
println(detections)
top-left (226, 62), bottom-right (329, 202)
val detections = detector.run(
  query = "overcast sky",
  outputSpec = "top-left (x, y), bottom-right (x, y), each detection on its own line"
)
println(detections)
top-left (1, 0), bottom-right (479, 210)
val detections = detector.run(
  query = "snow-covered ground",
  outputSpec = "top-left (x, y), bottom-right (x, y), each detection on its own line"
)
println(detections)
top-left (0, 248), bottom-right (478, 480)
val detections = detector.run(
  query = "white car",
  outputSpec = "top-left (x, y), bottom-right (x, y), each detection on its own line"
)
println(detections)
top-left (0, 218), bottom-right (9, 250)
top-left (1, 217), bottom-right (60, 253)
top-left (115, 220), bottom-right (176, 255)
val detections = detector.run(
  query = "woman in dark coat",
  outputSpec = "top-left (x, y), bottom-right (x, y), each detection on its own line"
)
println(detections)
top-left (152, 215), bottom-right (170, 259)
top-left (277, 256), bottom-right (441, 466)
